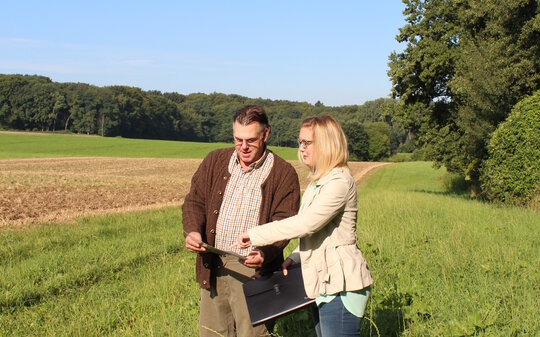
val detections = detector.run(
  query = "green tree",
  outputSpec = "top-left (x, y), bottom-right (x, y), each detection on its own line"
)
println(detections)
top-left (364, 122), bottom-right (391, 161)
top-left (52, 92), bottom-right (69, 132)
top-left (342, 121), bottom-right (369, 161)
top-left (388, 0), bottom-right (539, 183)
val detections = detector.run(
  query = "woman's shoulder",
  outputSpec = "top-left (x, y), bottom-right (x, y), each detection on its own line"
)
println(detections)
top-left (316, 167), bottom-right (354, 190)
top-left (323, 166), bottom-right (353, 182)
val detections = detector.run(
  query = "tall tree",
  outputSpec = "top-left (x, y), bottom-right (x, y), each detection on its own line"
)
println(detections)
top-left (364, 122), bottom-right (391, 161)
top-left (450, 0), bottom-right (540, 179)
top-left (343, 121), bottom-right (370, 161)
top-left (389, 0), bottom-right (539, 181)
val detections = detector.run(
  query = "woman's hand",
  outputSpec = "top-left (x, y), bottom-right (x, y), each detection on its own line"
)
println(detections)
top-left (281, 257), bottom-right (296, 276)
top-left (237, 232), bottom-right (252, 248)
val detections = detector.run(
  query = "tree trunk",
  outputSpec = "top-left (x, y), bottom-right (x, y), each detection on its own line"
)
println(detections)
top-left (64, 114), bottom-right (71, 131)
top-left (100, 114), bottom-right (105, 136)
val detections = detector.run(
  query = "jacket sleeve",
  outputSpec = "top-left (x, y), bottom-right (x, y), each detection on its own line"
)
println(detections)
top-left (257, 162), bottom-right (301, 265)
top-left (181, 155), bottom-right (211, 238)
top-left (250, 175), bottom-right (348, 246)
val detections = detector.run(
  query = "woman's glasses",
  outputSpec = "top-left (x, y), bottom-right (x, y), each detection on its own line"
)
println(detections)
top-left (297, 139), bottom-right (313, 148)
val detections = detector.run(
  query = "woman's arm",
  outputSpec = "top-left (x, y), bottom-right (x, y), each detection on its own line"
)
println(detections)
top-left (246, 174), bottom-right (351, 246)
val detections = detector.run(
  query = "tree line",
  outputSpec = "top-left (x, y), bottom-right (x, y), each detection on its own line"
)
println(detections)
top-left (0, 74), bottom-right (407, 161)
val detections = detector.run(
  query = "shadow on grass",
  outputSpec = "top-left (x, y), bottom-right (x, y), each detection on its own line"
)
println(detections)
top-left (272, 305), bottom-right (317, 337)
top-left (360, 290), bottom-right (413, 337)
top-left (412, 188), bottom-right (474, 199)
top-left (413, 172), bottom-right (486, 201)
top-left (272, 290), bottom-right (415, 337)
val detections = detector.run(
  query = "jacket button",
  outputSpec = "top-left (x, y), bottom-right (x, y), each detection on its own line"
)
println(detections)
top-left (203, 280), bottom-right (207, 285)
top-left (210, 229), bottom-right (215, 234)
top-left (213, 210), bottom-right (218, 214)
top-left (204, 263), bottom-right (209, 268)
top-left (223, 176), bottom-right (227, 180)
top-left (218, 191), bottom-right (222, 195)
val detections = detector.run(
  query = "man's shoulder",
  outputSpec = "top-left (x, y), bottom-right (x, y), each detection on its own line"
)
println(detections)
top-left (204, 147), bottom-right (235, 161)
top-left (197, 148), bottom-right (235, 174)
top-left (270, 152), bottom-right (293, 169)
top-left (268, 152), bottom-right (298, 176)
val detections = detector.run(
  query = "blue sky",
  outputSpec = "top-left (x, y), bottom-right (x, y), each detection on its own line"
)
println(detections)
top-left (1, 1), bottom-right (406, 107)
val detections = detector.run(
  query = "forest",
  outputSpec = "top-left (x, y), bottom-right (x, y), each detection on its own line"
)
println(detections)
top-left (0, 74), bottom-right (406, 161)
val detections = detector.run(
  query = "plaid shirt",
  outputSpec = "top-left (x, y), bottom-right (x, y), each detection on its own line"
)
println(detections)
top-left (215, 150), bottom-right (274, 255)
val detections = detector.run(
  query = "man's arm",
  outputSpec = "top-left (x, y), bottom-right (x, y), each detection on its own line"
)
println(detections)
top-left (181, 155), bottom-right (211, 245)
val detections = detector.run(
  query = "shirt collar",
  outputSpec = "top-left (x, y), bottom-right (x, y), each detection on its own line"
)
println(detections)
top-left (235, 148), bottom-right (270, 172)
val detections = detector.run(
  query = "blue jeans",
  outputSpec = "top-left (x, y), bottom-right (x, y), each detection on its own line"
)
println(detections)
top-left (314, 295), bottom-right (362, 337)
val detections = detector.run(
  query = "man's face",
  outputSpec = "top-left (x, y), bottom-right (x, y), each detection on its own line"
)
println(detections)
top-left (233, 121), bottom-right (269, 169)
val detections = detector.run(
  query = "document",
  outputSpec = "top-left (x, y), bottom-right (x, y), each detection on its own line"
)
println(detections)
top-left (201, 242), bottom-right (247, 260)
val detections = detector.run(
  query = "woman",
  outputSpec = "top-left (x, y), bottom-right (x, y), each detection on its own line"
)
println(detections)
top-left (238, 115), bottom-right (373, 337)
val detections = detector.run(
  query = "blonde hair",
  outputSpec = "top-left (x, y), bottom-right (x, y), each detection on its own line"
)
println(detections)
top-left (299, 115), bottom-right (349, 181)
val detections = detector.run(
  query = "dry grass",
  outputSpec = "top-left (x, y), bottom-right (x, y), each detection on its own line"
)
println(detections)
top-left (0, 157), bottom-right (388, 230)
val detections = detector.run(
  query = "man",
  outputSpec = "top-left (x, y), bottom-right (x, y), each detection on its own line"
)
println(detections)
top-left (182, 105), bottom-right (300, 336)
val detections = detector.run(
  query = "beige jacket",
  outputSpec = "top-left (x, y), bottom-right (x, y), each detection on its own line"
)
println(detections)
top-left (248, 167), bottom-right (373, 299)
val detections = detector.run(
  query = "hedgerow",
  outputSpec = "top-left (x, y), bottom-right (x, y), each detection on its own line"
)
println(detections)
top-left (481, 91), bottom-right (540, 207)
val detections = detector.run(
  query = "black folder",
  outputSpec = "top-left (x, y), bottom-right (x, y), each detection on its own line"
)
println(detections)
top-left (242, 264), bottom-right (315, 326)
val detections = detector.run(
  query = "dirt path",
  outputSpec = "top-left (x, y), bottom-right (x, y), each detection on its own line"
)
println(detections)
top-left (0, 158), bottom-right (389, 230)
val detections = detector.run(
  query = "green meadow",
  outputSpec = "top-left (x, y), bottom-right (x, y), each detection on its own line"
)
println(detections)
top-left (1, 134), bottom-right (538, 336)
top-left (0, 132), bottom-right (299, 160)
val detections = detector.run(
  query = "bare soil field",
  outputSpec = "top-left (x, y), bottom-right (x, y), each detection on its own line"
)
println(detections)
top-left (0, 157), bottom-right (388, 230)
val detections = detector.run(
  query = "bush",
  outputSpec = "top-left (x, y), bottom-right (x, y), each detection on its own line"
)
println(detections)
top-left (388, 153), bottom-right (413, 162)
top-left (410, 148), bottom-right (425, 161)
top-left (442, 173), bottom-right (470, 194)
top-left (481, 91), bottom-right (540, 207)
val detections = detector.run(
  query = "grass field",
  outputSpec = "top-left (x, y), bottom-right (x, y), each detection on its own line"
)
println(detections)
top-left (0, 132), bottom-right (380, 229)
top-left (0, 132), bottom-right (299, 160)
top-left (357, 163), bottom-right (539, 336)
top-left (1, 133), bottom-right (538, 336)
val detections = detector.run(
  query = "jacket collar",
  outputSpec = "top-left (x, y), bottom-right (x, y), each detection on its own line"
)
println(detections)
top-left (314, 167), bottom-right (346, 186)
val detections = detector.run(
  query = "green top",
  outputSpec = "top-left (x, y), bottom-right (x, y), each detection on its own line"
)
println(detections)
top-left (316, 288), bottom-right (370, 317)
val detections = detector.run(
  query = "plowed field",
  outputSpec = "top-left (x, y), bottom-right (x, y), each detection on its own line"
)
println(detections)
top-left (0, 157), bottom-right (388, 229)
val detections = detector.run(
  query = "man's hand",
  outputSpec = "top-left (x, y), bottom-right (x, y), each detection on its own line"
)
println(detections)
top-left (185, 231), bottom-right (206, 253)
top-left (241, 249), bottom-right (264, 269)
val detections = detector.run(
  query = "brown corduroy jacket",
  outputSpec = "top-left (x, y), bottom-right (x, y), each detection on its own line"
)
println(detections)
top-left (181, 148), bottom-right (300, 289)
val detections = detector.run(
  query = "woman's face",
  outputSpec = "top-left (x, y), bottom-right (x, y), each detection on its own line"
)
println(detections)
top-left (298, 126), bottom-right (315, 168)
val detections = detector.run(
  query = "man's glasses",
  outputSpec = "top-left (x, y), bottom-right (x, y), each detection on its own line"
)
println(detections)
top-left (234, 136), bottom-right (263, 146)
top-left (297, 139), bottom-right (313, 148)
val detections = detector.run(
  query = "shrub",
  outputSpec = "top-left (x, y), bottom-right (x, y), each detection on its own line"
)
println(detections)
top-left (481, 91), bottom-right (540, 207)
top-left (411, 148), bottom-right (425, 161)
top-left (388, 153), bottom-right (413, 162)
top-left (442, 173), bottom-right (470, 194)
